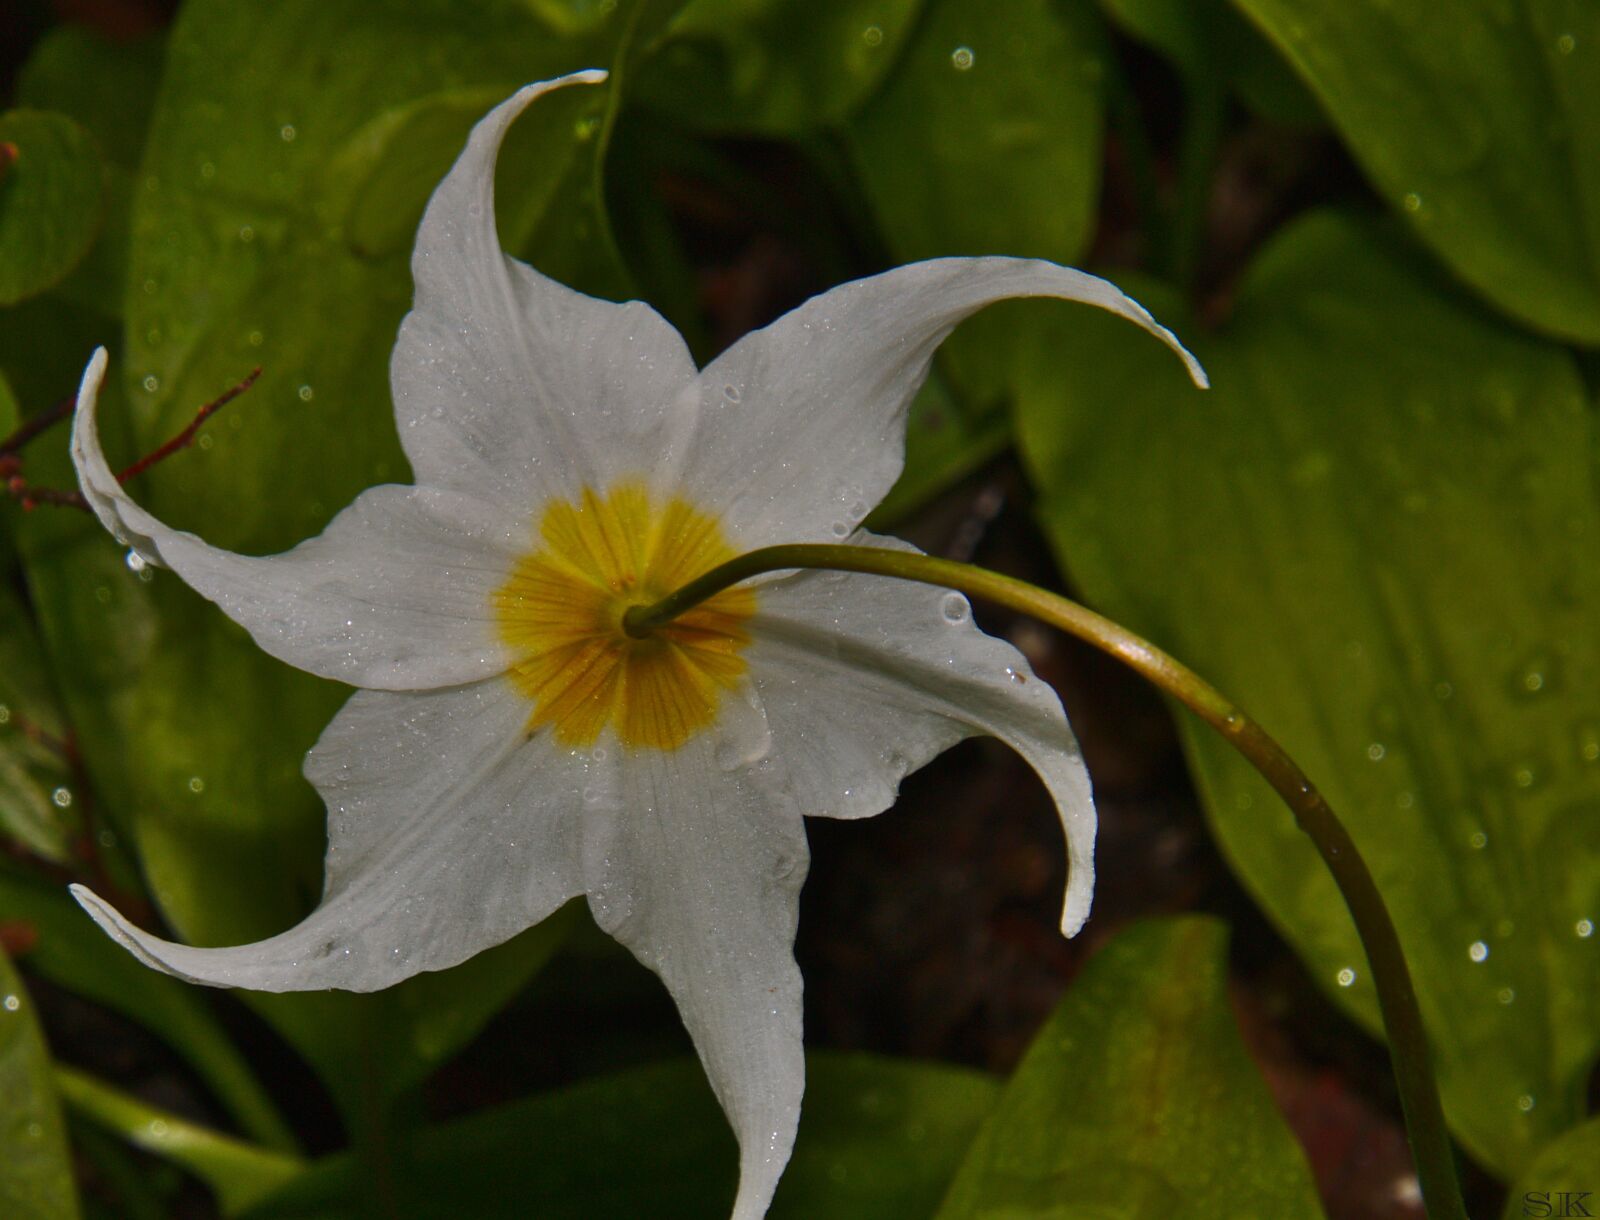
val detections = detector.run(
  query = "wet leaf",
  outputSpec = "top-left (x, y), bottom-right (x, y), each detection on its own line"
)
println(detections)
top-left (1501, 1115), bottom-right (1600, 1219)
top-left (0, 110), bottom-right (107, 307)
top-left (1234, 0), bottom-right (1600, 342)
top-left (0, 947), bottom-right (80, 1220)
top-left (637, 0), bottom-right (925, 133)
top-left (936, 918), bottom-right (1324, 1219)
top-left (1016, 210), bottom-right (1600, 1175)
top-left (242, 1053), bottom-right (996, 1219)
top-left (1096, 0), bottom-right (1320, 122)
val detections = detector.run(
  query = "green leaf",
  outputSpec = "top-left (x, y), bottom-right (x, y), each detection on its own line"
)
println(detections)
top-left (844, 0), bottom-right (1107, 515)
top-left (935, 918), bottom-right (1323, 1219)
top-left (846, 0), bottom-right (1104, 271)
top-left (0, 578), bottom-right (76, 862)
top-left (1233, 0), bottom-right (1600, 343)
top-left (636, 0), bottom-right (926, 134)
top-left (0, 948), bottom-right (81, 1220)
top-left (0, 110), bottom-right (108, 308)
top-left (1095, 0), bottom-right (1320, 123)
top-left (1016, 210), bottom-right (1600, 1176)
top-left (15, 28), bottom-right (167, 318)
top-left (243, 1053), bottom-right (997, 1219)
top-left (1502, 1114), bottom-right (1600, 1219)
top-left (56, 1066), bottom-right (303, 1217)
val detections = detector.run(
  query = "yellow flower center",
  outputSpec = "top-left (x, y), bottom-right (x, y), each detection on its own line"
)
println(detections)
top-left (492, 483), bottom-right (756, 751)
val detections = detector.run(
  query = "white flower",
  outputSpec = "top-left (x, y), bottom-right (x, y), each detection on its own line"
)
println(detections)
top-left (69, 72), bottom-right (1203, 1218)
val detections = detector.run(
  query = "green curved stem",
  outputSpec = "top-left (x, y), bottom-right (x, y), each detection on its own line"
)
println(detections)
top-left (625, 543), bottom-right (1467, 1220)
top-left (56, 1065), bottom-right (304, 1216)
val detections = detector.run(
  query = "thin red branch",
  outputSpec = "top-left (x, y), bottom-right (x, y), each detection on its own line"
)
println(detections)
top-left (115, 365), bottom-right (261, 483)
top-left (0, 141), bottom-right (16, 184)
top-left (0, 366), bottom-right (261, 512)
top-left (0, 395), bottom-right (73, 456)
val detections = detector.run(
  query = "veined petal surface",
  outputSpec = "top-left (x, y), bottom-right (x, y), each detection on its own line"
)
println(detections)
top-left (72, 349), bottom-right (521, 690)
top-left (746, 533), bottom-right (1096, 935)
top-left (581, 713), bottom-right (809, 1220)
top-left (682, 258), bottom-right (1207, 549)
top-left (393, 72), bottom-right (701, 510)
top-left (72, 680), bottom-right (583, 990)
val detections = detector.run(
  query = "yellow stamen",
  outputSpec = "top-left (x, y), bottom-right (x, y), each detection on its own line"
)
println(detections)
top-left (492, 483), bottom-right (756, 751)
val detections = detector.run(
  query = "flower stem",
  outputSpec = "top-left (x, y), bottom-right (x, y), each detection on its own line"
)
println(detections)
top-left (626, 543), bottom-right (1467, 1220)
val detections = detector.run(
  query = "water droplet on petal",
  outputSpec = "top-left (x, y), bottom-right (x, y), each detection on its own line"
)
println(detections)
top-left (950, 45), bottom-right (975, 70)
top-left (1336, 967), bottom-right (1357, 987)
top-left (1468, 940), bottom-right (1489, 963)
top-left (940, 593), bottom-right (969, 623)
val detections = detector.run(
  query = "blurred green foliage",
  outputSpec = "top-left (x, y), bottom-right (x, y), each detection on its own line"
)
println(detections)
top-left (0, 0), bottom-right (1596, 1214)
top-left (0, 949), bottom-right (78, 1219)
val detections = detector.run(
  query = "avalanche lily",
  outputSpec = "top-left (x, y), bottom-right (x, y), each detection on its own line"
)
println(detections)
top-left (69, 71), bottom-right (1204, 1218)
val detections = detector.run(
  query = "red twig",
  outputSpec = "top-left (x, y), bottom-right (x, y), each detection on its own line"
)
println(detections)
top-left (0, 366), bottom-right (261, 512)
top-left (0, 141), bottom-right (17, 184)
top-left (0, 395), bottom-right (73, 456)
top-left (116, 365), bottom-right (261, 483)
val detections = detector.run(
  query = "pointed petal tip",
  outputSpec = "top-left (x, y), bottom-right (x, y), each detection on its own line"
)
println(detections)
top-left (69, 883), bottom-right (174, 976)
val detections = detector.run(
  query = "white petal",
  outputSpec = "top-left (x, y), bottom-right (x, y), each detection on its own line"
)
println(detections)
top-left (71, 349), bottom-right (521, 690)
top-left (581, 721), bottom-right (808, 1220)
top-left (682, 258), bottom-right (1206, 548)
top-left (71, 680), bottom-right (582, 991)
top-left (746, 533), bottom-right (1096, 936)
top-left (393, 74), bottom-right (700, 508)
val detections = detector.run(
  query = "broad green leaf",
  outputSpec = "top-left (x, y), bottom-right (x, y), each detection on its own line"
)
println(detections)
top-left (636, 0), bottom-right (925, 133)
top-left (1502, 1115), bottom-right (1600, 1220)
top-left (0, 868), bottom-right (295, 1151)
top-left (1095, 0), bottom-right (1319, 123)
top-left (846, 0), bottom-right (1104, 273)
top-left (844, 0), bottom-right (1107, 514)
top-left (15, 28), bottom-right (167, 318)
top-left (0, 948), bottom-right (81, 1220)
top-left (936, 918), bottom-right (1324, 1219)
top-left (1234, 0), bottom-right (1600, 343)
top-left (1015, 210), bottom-right (1600, 1175)
top-left (243, 1053), bottom-right (997, 1219)
top-left (0, 110), bottom-right (107, 307)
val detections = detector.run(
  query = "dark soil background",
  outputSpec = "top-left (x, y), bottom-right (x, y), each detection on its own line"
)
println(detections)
top-left (3, 2), bottom-right (1511, 1217)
